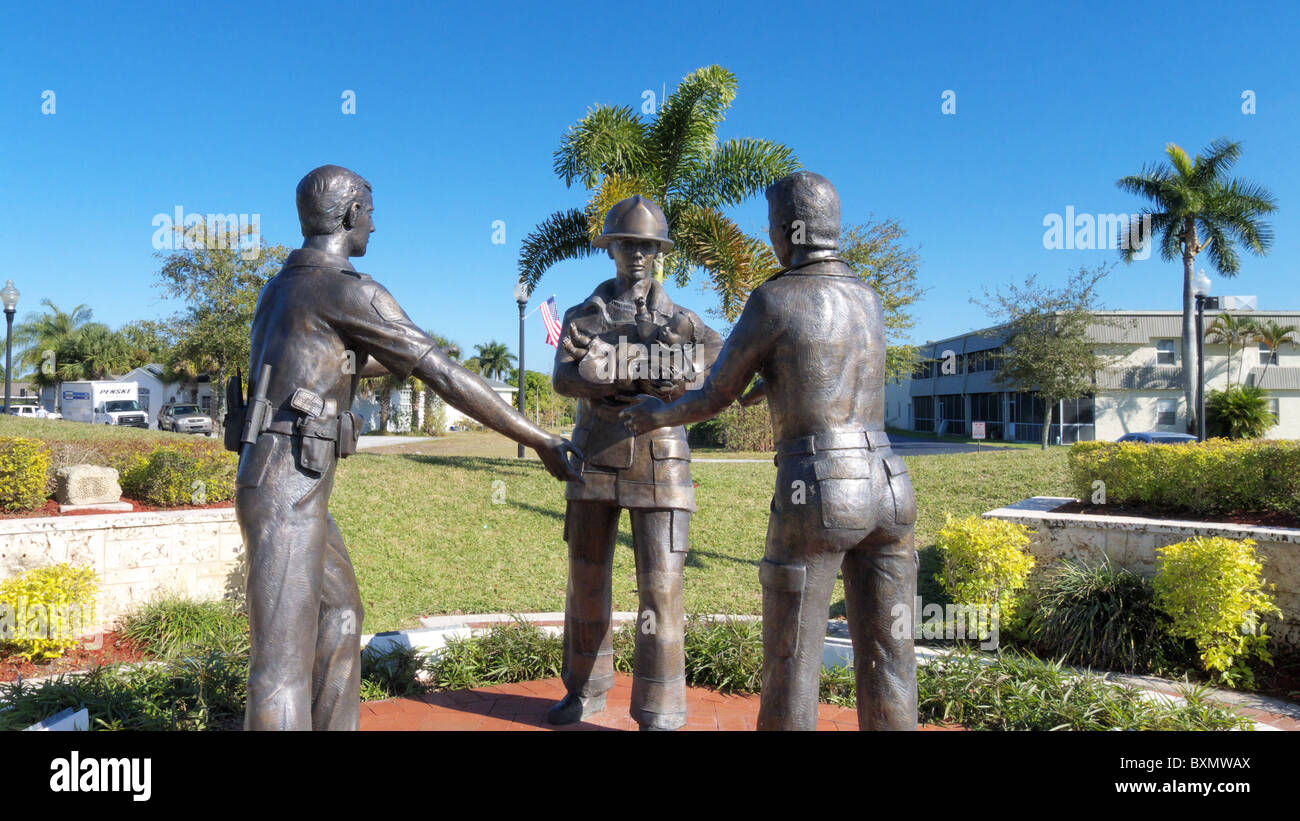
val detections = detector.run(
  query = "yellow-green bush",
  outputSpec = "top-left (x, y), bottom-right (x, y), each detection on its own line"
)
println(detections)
top-left (1152, 536), bottom-right (1281, 687)
top-left (0, 436), bottom-right (52, 511)
top-left (0, 564), bottom-right (99, 661)
top-left (119, 444), bottom-right (236, 507)
top-left (936, 515), bottom-right (1036, 629)
top-left (1068, 439), bottom-right (1300, 516)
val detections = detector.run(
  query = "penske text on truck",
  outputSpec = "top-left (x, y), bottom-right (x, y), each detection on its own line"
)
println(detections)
top-left (60, 381), bottom-right (149, 428)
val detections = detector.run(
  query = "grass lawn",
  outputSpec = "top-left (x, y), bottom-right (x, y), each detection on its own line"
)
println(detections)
top-left (331, 438), bottom-right (1072, 631)
top-left (3, 418), bottom-right (1074, 634)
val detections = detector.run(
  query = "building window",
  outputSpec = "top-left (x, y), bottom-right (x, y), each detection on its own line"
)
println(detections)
top-left (913, 396), bottom-right (934, 432)
top-left (1260, 343), bottom-right (1279, 366)
top-left (938, 394), bottom-right (964, 435)
top-left (1268, 398), bottom-right (1280, 425)
top-left (1157, 398), bottom-right (1178, 429)
top-left (970, 392), bottom-right (1003, 439)
top-left (1156, 339), bottom-right (1176, 365)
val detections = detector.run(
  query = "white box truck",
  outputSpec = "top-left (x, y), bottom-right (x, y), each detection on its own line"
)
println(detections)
top-left (60, 381), bottom-right (149, 428)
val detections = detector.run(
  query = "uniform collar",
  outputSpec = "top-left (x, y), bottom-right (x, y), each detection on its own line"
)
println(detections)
top-left (284, 247), bottom-right (356, 272)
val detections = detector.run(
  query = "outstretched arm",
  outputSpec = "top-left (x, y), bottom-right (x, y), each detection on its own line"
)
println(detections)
top-left (622, 287), bottom-right (779, 432)
top-left (412, 346), bottom-right (582, 480)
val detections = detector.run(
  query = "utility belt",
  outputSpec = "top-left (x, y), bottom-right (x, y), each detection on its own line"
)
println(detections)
top-left (224, 368), bottom-right (361, 472)
top-left (774, 429), bottom-right (891, 461)
top-left (262, 411), bottom-right (362, 472)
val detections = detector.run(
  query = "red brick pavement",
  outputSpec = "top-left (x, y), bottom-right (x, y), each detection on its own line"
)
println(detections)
top-left (360, 673), bottom-right (961, 731)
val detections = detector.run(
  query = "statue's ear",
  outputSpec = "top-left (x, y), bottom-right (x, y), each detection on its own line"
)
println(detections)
top-left (343, 200), bottom-right (361, 230)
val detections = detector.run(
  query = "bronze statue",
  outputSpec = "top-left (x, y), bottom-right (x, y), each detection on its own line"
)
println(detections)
top-left (622, 172), bottom-right (918, 731)
top-left (547, 195), bottom-right (722, 731)
top-left (231, 165), bottom-right (582, 731)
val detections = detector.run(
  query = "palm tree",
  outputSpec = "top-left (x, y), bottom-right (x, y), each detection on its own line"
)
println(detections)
top-left (1252, 319), bottom-right (1298, 385)
top-left (471, 341), bottom-right (515, 381)
top-left (13, 299), bottom-right (94, 409)
top-left (1116, 138), bottom-right (1278, 432)
top-left (62, 324), bottom-right (132, 380)
top-left (1204, 313), bottom-right (1259, 388)
top-left (518, 65), bottom-right (800, 320)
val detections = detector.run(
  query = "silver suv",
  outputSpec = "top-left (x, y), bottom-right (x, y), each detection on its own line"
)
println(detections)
top-left (158, 403), bottom-right (214, 435)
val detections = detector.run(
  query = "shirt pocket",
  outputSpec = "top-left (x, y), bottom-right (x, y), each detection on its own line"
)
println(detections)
top-left (813, 456), bottom-right (874, 530)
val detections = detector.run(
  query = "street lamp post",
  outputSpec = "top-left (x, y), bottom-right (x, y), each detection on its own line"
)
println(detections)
top-left (1192, 270), bottom-right (1219, 442)
top-left (0, 280), bottom-right (19, 415)
top-left (514, 281), bottom-right (528, 458)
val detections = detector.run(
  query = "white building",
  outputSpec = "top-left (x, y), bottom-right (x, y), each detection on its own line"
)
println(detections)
top-left (351, 378), bottom-right (518, 434)
top-left (115, 364), bottom-right (215, 428)
top-left (885, 310), bottom-right (1300, 443)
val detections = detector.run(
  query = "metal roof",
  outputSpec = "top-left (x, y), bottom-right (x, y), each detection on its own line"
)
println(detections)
top-left (1095, 365), bottom-right (1184, 390)
top-left (1248, 366), bottom-right (1300, 390)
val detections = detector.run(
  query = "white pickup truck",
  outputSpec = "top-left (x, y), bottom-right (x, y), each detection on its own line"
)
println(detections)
top-left (60, 381), bottom-right (149, 428)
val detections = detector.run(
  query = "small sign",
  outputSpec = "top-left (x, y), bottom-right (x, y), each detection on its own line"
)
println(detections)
top-left (972, 422), bottom-right (986, 440)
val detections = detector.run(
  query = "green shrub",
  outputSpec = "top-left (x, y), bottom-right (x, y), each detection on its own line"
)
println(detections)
top-left (0, 651), bottom-right (247, 731)
top-left (914, 648), bottom-right (1249, 731)
top-left (935, 515), bottom-right (1036, 632)
top-left (0, 436), bottom-right (51, 511)
top-left (1067, 439), bottom-right (1300, 517)
top-left (430, 618), bottom-right (562, 690)
top-left (119, 596), bottom-right (247, 659)
top-left (1206, 385), bottom-right (1276, 439)
top-left (1024, 558), bottom-right (1193, 674)
top-left (686, 403), bottom-right (773, 451)
top-left (1152, 536), bottom-right (1282, 687)
top-left (0, 564), bottom-right (98, 661)
top-left (119, 444), bottom-right (236, 507)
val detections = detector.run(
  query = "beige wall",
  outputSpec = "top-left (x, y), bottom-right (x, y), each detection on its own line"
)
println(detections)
top-left (0, 508), bottom-right (244, 635)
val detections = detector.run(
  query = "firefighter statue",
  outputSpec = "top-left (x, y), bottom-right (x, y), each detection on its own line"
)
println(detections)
top-left (548, 195), bottom-right (722, 731)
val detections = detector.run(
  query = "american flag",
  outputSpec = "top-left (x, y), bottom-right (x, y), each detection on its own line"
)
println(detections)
top-left (541, 296), bottom-right (562, 347)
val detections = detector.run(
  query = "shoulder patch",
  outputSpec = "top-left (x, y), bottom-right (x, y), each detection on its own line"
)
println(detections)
top-left (371, 289), bottom-right (406, 322)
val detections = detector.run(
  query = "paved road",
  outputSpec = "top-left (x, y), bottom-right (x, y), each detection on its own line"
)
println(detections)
top-left (885, 433), bottom-right (1015, 456)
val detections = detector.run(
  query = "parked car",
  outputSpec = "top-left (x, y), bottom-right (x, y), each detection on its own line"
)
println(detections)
top-left (158, 403), bottom-right (214, 435)
top-left (1116, 432), bottom-right (1197, 444)
top-left (4, 404), bottom-right (61, 419)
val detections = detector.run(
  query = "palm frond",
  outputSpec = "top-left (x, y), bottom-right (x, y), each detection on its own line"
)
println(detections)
top-left (672, 206), bottom-right (777, 320)
top-left (1200, 219), bottom-right (1241, 275)
top-left (1164, 142), bottom-right (1195, 180)
top-left (553, 105), bottom-right (650, 189)
top-left (678, 137), bottom-right (799, 210)
top-left (516, 208), bottom-right (600, 292)
top-left (649, 65), bottom-right (738, 196)
top-left (1190, 137), bottom-right (1242, 186)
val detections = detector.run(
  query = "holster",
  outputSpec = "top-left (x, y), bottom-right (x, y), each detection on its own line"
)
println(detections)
top-left (223, 373), bottom-right (246, 454)
top-left (337, 411), bottom-right (362, 458)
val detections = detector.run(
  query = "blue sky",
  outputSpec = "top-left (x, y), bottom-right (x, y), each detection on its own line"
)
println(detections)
top-left (3, 0), bottom-right (1297, 371)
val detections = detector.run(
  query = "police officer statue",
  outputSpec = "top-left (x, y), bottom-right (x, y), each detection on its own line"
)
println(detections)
top-left (622, 172), bottom-right (918, 731)
top-left (547, 195), bottom-right (721, 731)
top-left (232, 165), bottom-right (583, 731)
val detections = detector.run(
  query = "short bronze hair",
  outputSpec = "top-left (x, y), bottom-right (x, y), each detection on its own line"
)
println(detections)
top-left (765, 171), bottom-right (841, 251)
top-left (296, 165), bottom-right (372, 237)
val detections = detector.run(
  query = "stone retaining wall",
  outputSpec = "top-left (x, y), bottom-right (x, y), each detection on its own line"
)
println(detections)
top-left (0, 507), bottom-right (244, 633)
top-left (984, 497), bottom-right (1300, 651)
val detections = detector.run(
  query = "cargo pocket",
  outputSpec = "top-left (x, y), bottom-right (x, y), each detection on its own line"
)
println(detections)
top-left (813, 456), bottom-right (873, 530)
top-left (883, 453), bottom-right (917, 526)
top-left (651, 438), bottom-right (690, 484)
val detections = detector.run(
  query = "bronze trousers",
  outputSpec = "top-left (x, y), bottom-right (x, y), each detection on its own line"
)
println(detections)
top-left (757, 447), bottom-right (918, 731)
top-left (236, 434), bottom-right (364, 731)
top-left (560, 500), bottom-right (689, 729)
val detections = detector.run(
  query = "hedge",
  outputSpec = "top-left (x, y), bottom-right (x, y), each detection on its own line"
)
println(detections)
top-left (3, 431), bottom-right (236, 511)
top-left (0, 437), bottom-right (52, 511)
top-left (1067, 439), bottom-right (1300, 517)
